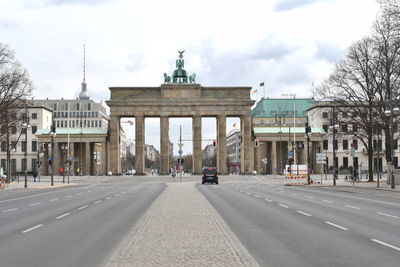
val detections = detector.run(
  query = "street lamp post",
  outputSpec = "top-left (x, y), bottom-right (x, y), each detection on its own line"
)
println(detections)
top-left (329, 107), bottom-right (340, 186)
top-left (61, 144), bottom-right (68, 183)
top-left (305, 123), bottom-right (312, 184)
top-left (50, 125), bottom-right (56, 186)
top-left (22, 104), bottom-right (31, 188)
top-left (384, 105), bottom-right (399, 189)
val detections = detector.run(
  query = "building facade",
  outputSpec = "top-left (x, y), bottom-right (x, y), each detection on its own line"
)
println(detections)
top-left (226, 129), bottom-right (241, 174)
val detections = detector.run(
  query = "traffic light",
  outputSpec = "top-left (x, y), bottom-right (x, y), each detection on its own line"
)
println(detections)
top-left (212, 140), bottom-right (217, 147)
top-left (51, 124), bottom-right (56, 133)
top-left (305, 123), bottom-right (311, 134)
top-left (255, 139), bottom-right (259, 147)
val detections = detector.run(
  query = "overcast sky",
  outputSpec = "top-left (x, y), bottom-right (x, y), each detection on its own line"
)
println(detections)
top-left (1, 0), bottom-right (380, 155)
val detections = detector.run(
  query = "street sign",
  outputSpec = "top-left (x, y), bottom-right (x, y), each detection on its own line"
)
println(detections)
top-left (178, 149), bottom-right (183, 155)
top-left (288, 151), bottom-right (293, 159)
top-left (262, 158), bottom-right (268, 165)
top-left (178, 143), bottom-right (184, 149)
top-left (316, 153), bottom-right (326, 164)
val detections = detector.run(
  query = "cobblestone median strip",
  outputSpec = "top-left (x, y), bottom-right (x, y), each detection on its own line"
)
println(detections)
top-left (106, 182), bottom-right (259, 267)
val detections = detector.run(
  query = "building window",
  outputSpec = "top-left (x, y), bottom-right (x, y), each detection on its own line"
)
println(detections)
top-left (323, 125), bottom-right (328, 132)
top-left (352, 140), bottom-right (358, 150)
top-left (72, 121), bottom-right (75, 127)
top-left (32, 141), bottom-right (37, 152)
top-left (95, 120), bottom-right (98, 127)
top-left (352, 123), bottom-right (357, 133)
top-left (322, 112), bottom-right (328, 118)
top-left (394, 157), bottom-right (398, 169)
top-left (342, 112), bottom-right (348, 118)
top-left (32, 113), bottom-right (37, 119)
top-left (57, 121), bottom-right (60, 128)
top-left (76, 103), bottom-right (80, 110)
top-left (22, 141), bottom-right (27, 152)
top-left (11, 141), bottom-right (17, 150)
top-left (341, 124), bottom-right (348, 133)
top-left (334, 157), bottom-right (338, 169)
top-left (53, 103), bottom-right (57, 111)
top-left (394, 139), bottom-right (398, 150)
top-left (1, 141), bottom-right (6, 152)
top-left (323, 140), bottom-right (328, 150)
top-left (343, 157), bottom-right (348, 168)
top-left (32, 126), bottom-right (37, 134)
top-left (21, 158), bottom-right (27, 171)
top-left (333, 140), bottom-right (338, 150)
top-left (21, 128), bottom-right (27, 135)
top-left (11, 159), bottom-right (16, 173)
top-left (1, 159), bottom-right (6, 171)
top-left (53, 112), bottom-right (57, 118)
top-left (31, 158), bottom-right (37, 172)
top-left (99, 120), bottom-right (102, 127)
top-left (65, 103), bottom-right (68, 110)
top-left (343, 140), bottom-right (348, 150)
top-left (393, 124), bottom-right (398, 132)
top-left (88, 103), bottom-right (92, 111)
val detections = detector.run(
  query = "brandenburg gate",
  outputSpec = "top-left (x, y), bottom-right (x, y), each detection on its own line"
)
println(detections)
top-left (106, 52), bottom-right (255, 175)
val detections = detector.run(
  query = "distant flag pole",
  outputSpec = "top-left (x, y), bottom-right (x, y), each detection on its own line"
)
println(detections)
top-left (260, 82), bottom-right (265, 99)
top-left (233, 123), bottom-right (237, 129)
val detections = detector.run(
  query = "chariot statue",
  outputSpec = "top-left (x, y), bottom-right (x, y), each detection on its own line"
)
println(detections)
top-left (163, 50), bottom-right (197, 84)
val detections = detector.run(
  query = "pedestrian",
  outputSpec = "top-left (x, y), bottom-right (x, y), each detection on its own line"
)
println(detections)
top-left (33, 170), bottom-right (37, 182)
top-left (59, 167), bottom-right (63, 176)
top-left (76, 167), bottom-right (80, 175)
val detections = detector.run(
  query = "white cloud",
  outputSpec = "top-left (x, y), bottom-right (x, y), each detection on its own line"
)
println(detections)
top-left (0, 0), bottom-right (380, 153)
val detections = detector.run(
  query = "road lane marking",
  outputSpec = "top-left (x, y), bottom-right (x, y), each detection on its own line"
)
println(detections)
top-left (78, 205), bottom-right (88, 210)
top-left (246, 192), bottom-right (252, 195)
top-left (325, 221), bottom-right (348, 231)
top-left (22, 224), bottom-right (43, 233)
top-left (240, 190), bottom-right (244, 193)
top-left (2, 208), bottom-right (18, 213)
top-left (377, 212), bottom-right (400, 219)
top-left (56, 213), bottom-right (70, 219)
top-left (278, 204), bottom-right (289, 208)
top-left (29, 202), bottom-right (40, 206)
top-left (87, 190), bottom-right (92, 193)
top-left (371, 239), bottom-right (400, 252)
top-left (65, 195), bottom-right (72, 198)
top-left (121, 192), bottom-right (126, 194)
top-left (322, 200), bottom-right (333, 204)
top-left (115, 194), bottom-right (120, 197)
top-left (105, 196), bottom-right (112, 200)
top-left (345, 205), bottom-right (361, 210)
top-left (77, 192), bottom-right (83, 195)
top-left (254, 194), bottom-right (261, 198)
top-left (297, 210), bottom-right (312, 217)
top-left (264, 198), bottom-right (272, 202)
top-left (94, 200), bottom-right (102, 204)
top-left (304, 195), bottom-right (314, 199)
top-left (49, 198), bottom-right (58, 202)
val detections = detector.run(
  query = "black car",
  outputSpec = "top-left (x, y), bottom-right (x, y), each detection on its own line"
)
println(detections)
top-left (202, 167), bottom-right (219, 184)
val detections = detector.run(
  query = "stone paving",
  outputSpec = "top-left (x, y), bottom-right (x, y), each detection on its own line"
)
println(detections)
top-left (106, 182), bottom-right (259, 267)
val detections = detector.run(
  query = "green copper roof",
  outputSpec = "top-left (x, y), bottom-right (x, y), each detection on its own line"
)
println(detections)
top-left (254, 127), bottom-right (326, 134)
top-left (251, 98), bottom-right (316, 118)
top-left (35, 128), bottom-right (107, 135)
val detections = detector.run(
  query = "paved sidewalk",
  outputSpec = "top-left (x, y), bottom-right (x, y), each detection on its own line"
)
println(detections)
top-left (106, 182), bottom-right (259, 267)
top-left (1, 176), bottom-right (74, 191)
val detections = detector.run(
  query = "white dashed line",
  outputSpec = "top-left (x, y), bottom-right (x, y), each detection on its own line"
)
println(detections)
top-left (278, 204), bottom-right (289, 208)
top-left (115, 194), bottom-right (120, 197)
top-left (78, 205), bottom-right (88, 210)
top-left (297, 210), bottom-right (312, 217)
top-left (94, 200), bottom-right (102, 204)
top-left (49, 198), bottom-right (58, 202)
top-left (377, 212), bottom-right (400, 219)
top-left (22, 224), bottom-right (43, 233)
top-left (2, 208), bottom-right (18, 213)
top-left (105, 196), bottom-right (112, 200)
top-left (345, 205), bottom-right (361, 210)
top-left (325, 221), bottom-right (348, 231)
top-left (29, 202), bottom-right (40, 206)
top-left (246, 192), bottom-right (252, 195)
top-left (322, 200), bottom-right (333, 204)
top-left (240, 190), bottom-right (244, 193)
top-left (87, 191), bottom-right (92, 193)
top-left (304, 195), bottom-right (314, 199)
top-left (56, 213), bottom-right (70, 220)
top-left (121, 192), bottom-right (126, 194)
top-left (264, 198), bottom-right (272, 202)
top-left (65, 195), bottom-right (72, 198)
top-left (254, 194), bottom-right (261, 198)
top-left (371, 239), bottom-right (400, 252)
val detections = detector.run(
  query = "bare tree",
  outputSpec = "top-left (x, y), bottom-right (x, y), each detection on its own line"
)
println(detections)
top-left (316, 37), bottom-right (379, 182)
top-left (0, 42), bottom-right (32, 182)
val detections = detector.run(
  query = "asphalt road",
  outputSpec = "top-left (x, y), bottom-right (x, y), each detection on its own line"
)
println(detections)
top-left (198, 181), bottom-right (400, 267)
top-left (0, 179), bottom-right (165, 267)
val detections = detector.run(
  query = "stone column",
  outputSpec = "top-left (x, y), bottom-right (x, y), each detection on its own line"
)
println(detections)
top-left (272, 141), bottom-right (277, 174)
top-left (192, 115), bottom-right (202, 175)
top-left (217, 115), bottom-right (227, 174)
top-left (101, 141), bottom-right (107, 175)
top-left (255, 143), bottom-right (260, 174)
top-left (242, 115), bottom-right (254, 174)
top-left (109, 114), bottom-right (121, 175)
top-left (54, 142), bottom-right (61, 171)
top-left (84, 142), bottom-right (91, 175)
top-left (160, 116), bottom-right (169, 175)
top-left (135, 115), bottom-right (145, 175)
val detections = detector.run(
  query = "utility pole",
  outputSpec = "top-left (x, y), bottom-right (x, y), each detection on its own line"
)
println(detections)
top-left (24, 103), bottom-right (29, 188)
top-left (179, 125), bottom-right (182, 182)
